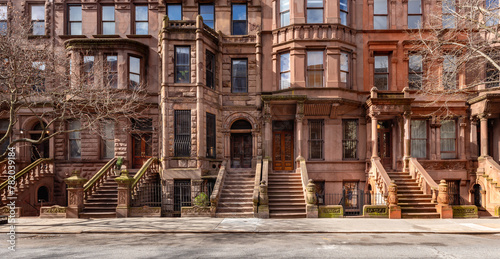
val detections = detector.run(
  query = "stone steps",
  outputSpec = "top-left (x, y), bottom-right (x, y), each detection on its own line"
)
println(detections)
top-left (215, 169), bottom-right (255, 218)
top-left (268, 171), bottom-right (306, 218)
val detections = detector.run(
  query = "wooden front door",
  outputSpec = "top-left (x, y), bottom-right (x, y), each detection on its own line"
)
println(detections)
top-left (273, 131), bottom-right (294, 171)
top-left (231, 133), bottom-right (252, 168)
top-left (30, 133), bottom-right (49, 162)
top-left (132, 133), bottom-right (152, 169)
top-left (377, 122), bottom-right (392, 167)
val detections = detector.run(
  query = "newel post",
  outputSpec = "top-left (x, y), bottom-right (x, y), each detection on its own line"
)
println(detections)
top-left (258, 181), bottom-right (269, 218)
top-left (115, 170), bottom-right (133, 218)
top-left (436, 180), bottom-right (453, 219)
top-left (306, 180), bottom-right (318, 218)
top-left (64, 170), bottom-right (87, 218)
top-left (388, 181), bottom-right (401, 219)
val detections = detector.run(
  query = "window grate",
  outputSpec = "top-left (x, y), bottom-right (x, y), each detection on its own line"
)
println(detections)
top-left (175, 110), bottom-right (191, 157)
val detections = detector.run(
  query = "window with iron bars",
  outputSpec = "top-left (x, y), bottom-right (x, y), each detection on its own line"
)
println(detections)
top-left (175, 110), bottom-right (191, 157)
top-left (206, 113), bottom-right (216, 158)
top-left (342, 119), bottom-right (358, 159)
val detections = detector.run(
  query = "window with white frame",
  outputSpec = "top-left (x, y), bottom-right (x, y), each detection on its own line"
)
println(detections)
top-left (232, 59), bottom-right (248, 93)
top-left (341, 52), bottom-right (350, 88)
top-left (175, 46), bottom-right (190, 83)
top-left (105, 55), bottom-right (118, 88)
top-left (129, 56), bottom-right (141, 89)
top-left (374, 55), bottom-right (389, 90)
top-left (31, 5), bottom-right (45, 35)
top-left (102, 120), bottom-right (115, 159)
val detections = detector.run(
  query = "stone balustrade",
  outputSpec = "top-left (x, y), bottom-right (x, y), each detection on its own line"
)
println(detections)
top-left (273, 24), bottom-right (356, 45)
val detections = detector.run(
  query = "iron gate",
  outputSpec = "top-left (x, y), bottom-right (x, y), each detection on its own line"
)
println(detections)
top-left (173, 180), bottom-right (192, 216)
top-left (324, 190), bottom-right (385, 216)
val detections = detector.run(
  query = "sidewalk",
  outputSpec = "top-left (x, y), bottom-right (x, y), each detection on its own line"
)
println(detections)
top-left (1, 217), bottom-right (500, 234)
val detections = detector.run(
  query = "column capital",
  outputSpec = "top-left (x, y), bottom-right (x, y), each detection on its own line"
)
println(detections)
top-left (479, 113), bottom-right (490, 120)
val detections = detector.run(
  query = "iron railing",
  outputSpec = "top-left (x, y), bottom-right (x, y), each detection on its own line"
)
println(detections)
top-left (173, 180), bottom-right (192, 216)
top-left (324, 190), bottom-right (386, 216)
top-left (131, 182), bottom-right (162, 207)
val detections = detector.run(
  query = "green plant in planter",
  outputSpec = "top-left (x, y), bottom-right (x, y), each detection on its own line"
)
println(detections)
top-left (194, 192), bottom-right (209, 208)
top-left (115, 157), bottom-right (124, 170)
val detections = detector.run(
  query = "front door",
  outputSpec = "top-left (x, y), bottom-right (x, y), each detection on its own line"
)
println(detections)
top-left (273, 131), bottom-right (294, 171)
top-left (231, 133), bottom-right (252, 168)
top-left (377, 121), bottom-right (392, 167)
top-left (30, 133), bottom-right (49, 162)
top-left (132, 133), bottom-right (152, 169)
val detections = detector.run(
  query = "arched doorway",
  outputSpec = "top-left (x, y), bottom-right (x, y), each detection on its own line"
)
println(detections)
top-left (37, 186), bottom-right (49, 203)
top-left (473, 184), bottom-right (482, 208)
top-left (230, 120), bottom-right (252, 168)
top-left (30, 121), bottom-right (50, 162)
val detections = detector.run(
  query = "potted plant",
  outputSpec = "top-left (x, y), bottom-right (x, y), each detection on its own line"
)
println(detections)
top-left (114, 157), bottom-right (124, 176)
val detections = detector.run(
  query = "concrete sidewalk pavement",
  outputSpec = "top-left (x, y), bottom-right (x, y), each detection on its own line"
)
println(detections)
top-left (1, 217), bottom-right (500, 235)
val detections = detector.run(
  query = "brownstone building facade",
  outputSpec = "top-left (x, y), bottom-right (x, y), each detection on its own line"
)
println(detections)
top-left (1, 0), bottom-right (500, 218)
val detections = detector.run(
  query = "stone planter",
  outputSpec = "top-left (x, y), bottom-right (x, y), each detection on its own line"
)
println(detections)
top-left (318, 205), bottom-right (343, 218)
top-left (40, 205), bottom-right (66, 218)
top-left (452, 205), bottom-right (478, 218)
top-left (363, 205), bottom-right (389, 218)
top-left (129, 206), bottom-right (161, 217)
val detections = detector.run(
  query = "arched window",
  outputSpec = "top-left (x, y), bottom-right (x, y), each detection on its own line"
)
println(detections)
top-left (231, 120), bottom-right (252, 130)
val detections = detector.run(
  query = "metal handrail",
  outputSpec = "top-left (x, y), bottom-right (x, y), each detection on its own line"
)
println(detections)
top-left (0, 158), bottom-right (51, 191)
top-left (83, 158), bottom-right (117, 192)
top-left (131, 157), bottom-right (158, 189)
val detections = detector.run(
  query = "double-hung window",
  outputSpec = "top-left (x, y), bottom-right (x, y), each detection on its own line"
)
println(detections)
top-left (408, 0), bottom-right (422, 29)
top-left (486, 61), bottom-right (500, 88)
top-left (374, 0), bottom-right (388, 29)
top-left (280, 0), bottom-right (290, 27)
top-left (340, 0), bottom-right (349, 26)
top-left (309, 120), bottom-right (324, 160)
top-left (167, 4), bottom-right (182, 20)
top-left (343, 119), bottom-right (358, 159)
top-left (443, 55), bottom-right (457, 89)
top-left (232, 4), bottom-right (247, 35)
top-left (280, 53), bottom-right (290, 89)
top-left (68, 5), bottom-right (82, 35)
top-left (69, 120), bottom-right (81, 159)
top-left (307, 51), bottom-right (324, 87)
top-left (105, 55), bottom-right (118, 88)
top-left (83, 56), bottom-right (94, 85)
top-left (232, 59), bottom-right (248, 93)
top-left (129, 56), bottom-right (141, 89)
top-left (341, 52), bottom-right (350, 88)
top-left (102, 6), bottom-right (115, 35)
top-left (200, 4), bottom-right (215, 29)
top-left (442, 0), bottom-right (456, 28)
top-left (32, 61), bottom-right (46, 91)
top-left (135, 5), bottom-right (148, 35)
top-left (0, 5), bottom-right (6, 35)
top-left (206, 51), bottom-right (215, 89)
top-left (441, 120), bottom-right (456, 159)
top-left (411, 120), bottom-right (427, 158)
top-left (307, 0), bottom-right (323, 23)
top-left (175, 46), bottom-right (190, 83)
top-left (102, 121), bottom-right (115, 159)
top-left (31, 5), bottom-right (45, 35)
top-left (374, 55), bottom-right (389, 90)
top-left (408, 54), bottom-right (423, 89)
top-left (206, 113), bottom-right (216, 158)
top-left (175, 110), bottom-right (191, 157)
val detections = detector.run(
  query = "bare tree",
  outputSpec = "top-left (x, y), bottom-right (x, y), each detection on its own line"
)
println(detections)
top-left (0, 12), bottom-right (148, 160)
top-left (408, 0), bottom-right (500, 115)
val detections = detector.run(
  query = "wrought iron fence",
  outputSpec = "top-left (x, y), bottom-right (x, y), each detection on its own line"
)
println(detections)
top-left (173, 180), bottom-right (192, 216)
top-left (324, 190), bottom-right (386, 216)
top-left (131, 182), bottom-right (162, 207)
top-left (448, 194), bottom-right (466, 205)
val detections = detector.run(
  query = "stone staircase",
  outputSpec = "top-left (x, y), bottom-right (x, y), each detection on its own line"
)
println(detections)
top-left (387, 171), bottom-right (440, 219)
top-left (80, 174), bottom-right (119, 218)
top-left (268, 171), bottom-right (306, 218)
top-left (216, 168), bottom-right (254, 218)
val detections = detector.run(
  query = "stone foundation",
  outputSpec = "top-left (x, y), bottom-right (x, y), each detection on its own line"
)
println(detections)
top-left (181, 206), bottom-right (211, 217)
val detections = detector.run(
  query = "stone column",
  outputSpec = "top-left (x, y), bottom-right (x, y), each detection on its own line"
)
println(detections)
top-left (480, 114), bottom-right (489, 157)
top-left (64, 170), bottom-right (87, 218)
top-left (388, 181), bottom-right (401, 219)
top-left (115, 170), bottom-right (133, 218)
top-left (436, 123), bottom-right (441, 160)
top-left (264, 115), bottom-right (272, 158)
top-left (371, 115), bottom-right (379, 158)
top-left (296, 102), bottom-right (305, 159)
top-left (436, 180), bottom-right (453, 219)
top-left (459, 117), bottom-right (467, 159)
top-left (403, 112), bottom-right (411, 172)
top-left (470, 118), bottom-right (479, 158)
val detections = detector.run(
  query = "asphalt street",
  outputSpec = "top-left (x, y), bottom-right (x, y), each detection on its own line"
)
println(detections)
top-left (2, 233), bottom-right (500, 258)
